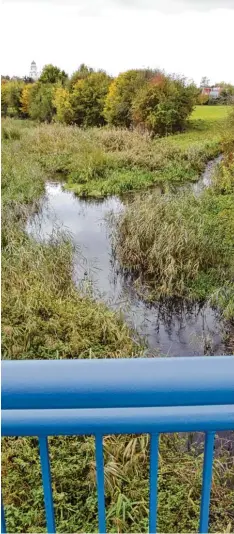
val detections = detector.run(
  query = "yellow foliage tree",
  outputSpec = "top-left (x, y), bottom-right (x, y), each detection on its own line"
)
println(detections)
top-left (53, 87), bottom-right (74, 124)
top-left (20, 84), bottom-right (34, 116)
top-left (1, 80), bottom-right (24, 117)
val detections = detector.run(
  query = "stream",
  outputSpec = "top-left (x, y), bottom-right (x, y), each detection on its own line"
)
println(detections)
top-left (27, 155), bottom-right (230, 357)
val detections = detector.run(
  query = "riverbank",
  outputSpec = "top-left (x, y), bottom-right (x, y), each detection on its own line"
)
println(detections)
top-left (2, 126), bottom-right (141, 361)
top-left (2, 106), bottom-right (229, 199)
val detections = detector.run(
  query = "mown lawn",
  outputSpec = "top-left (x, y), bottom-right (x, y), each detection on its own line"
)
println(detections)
top-left (191, 105), bottom-right (230, 121)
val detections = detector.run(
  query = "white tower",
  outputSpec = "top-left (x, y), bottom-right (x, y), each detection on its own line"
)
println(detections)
top-left (29, 61), bottom-right (38, 81)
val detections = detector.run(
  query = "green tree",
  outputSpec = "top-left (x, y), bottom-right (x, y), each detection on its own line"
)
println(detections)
top-left (132, 74), bottom-right (197, 136)
top-left (39, 64), bottom-right (68, 85)
top-left (104, 69), bottom-right (156, 127)
top-left (71, 71), bottom-right (111, 126)
top-left (28, 83), bottom-right (55, 122)
top-left (200, 76), bottom-right (210, 88)
top-left (217, 82), bottom-right (234, 104)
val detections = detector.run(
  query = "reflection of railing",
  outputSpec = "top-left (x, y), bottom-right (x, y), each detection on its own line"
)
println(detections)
top-left (2, 357), bottom-right (234, 534)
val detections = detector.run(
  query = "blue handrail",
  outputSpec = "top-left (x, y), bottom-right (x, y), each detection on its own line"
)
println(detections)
top-left (1, 357), bottom-right (234, 533)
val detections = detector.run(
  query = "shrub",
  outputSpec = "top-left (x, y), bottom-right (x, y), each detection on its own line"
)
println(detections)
top-left (132, 75), bottom-right (197, 135)
top-left (197, 93), bottom-right (209, 105)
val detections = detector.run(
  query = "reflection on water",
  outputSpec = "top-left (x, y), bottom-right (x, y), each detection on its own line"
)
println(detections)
top-left (27, 181), bottom-right (226, 357)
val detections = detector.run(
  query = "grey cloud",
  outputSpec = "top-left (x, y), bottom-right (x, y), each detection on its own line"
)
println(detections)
top-left (3, 0), bottom-right (234, 12)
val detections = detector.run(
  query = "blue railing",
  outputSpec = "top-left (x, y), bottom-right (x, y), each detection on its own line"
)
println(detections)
top-left (1, 356), bottom-right (234, 533)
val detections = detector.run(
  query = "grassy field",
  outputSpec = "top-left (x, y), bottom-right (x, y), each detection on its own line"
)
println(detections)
top-left (1, 110), bottom-right (234, 533)
top-left (191, 105), bottom-right (230, 121)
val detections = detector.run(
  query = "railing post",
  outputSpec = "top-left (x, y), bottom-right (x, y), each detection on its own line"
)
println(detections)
top-left (39, 437), bottom-right (56, 533)
top-left (1, 495), bottom-right (6, 534)
top-left (199, 432), bottom-right (215, 533)
top-left (149, 433), bottom-right (159, 533)
top-left (95, 435), bottom-right (106, 534)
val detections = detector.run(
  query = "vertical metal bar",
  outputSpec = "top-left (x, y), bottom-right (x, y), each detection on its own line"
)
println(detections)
top-left (1, 495), bottom-right (7, 534)
top-left (199, 432), bottom-right (215, 534)
top-left (95, 435), bottom-right (106, 533)
top-left (149, 433), bottom-right (159, 534)
top-left (39, 437), bottom-right (56, 533)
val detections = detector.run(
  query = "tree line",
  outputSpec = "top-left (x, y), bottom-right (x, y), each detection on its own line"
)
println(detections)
top-left (1, 63), bottom-right (233, 135)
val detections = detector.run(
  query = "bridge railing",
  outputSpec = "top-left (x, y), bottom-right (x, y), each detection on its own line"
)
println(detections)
top-left (1, 357), bottom-right (234, 533)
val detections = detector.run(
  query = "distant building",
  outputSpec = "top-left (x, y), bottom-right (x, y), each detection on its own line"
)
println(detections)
top-left (29, 61), bottom-right (38, 81)
top-left (201, 86), bottom-right (221, 99)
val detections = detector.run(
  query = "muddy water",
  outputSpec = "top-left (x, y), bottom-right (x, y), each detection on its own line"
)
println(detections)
top-left (27, 157), bottom-right (228, 357)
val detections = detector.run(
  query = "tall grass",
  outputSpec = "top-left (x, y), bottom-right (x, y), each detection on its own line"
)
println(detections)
top-left (114, 136), bottom-right (234, 320)
top-left (2, 433), bottom-right (234, 533)
top-left (2, 114), bottom-right (229, 198)
top-left (114, 191), bottom-right (234, 300)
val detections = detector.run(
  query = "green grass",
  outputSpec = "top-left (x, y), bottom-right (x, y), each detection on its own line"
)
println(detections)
top-left (2, 433), bottom-right (234, 534)
top-left (114, 137), bottom-right (234, 321)
top-left (2, 117), bottom-right (234, 533)
top-left (191, 105), bottom-right (230, 121)
top-left (2, 108), bottom-right (232, 199)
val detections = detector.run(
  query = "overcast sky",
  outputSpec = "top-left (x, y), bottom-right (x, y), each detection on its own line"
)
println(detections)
top-left (2, 0), bottom-right (234, 84)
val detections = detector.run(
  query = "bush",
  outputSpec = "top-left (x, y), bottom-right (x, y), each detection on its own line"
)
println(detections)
top-left (197, 93), bottom-right (209, 105)
top-left (132, 74), bottom-right (197, 135)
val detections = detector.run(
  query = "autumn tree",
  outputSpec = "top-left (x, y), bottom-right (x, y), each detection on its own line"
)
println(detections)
top-left (69, 64), bottom-right (94, 88)
top-left (104, 69), bottom-right (155, 127)
top-left (53, 87), bottom-right (74, 124)
top-left (71, 71), bottom-right (111, 126)
top-left (1, 81), bottom-right (8, 116)
top-left (1, 80), bottom-right (24, 117)
top-left (20, 84), bottom-right (34, 116)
